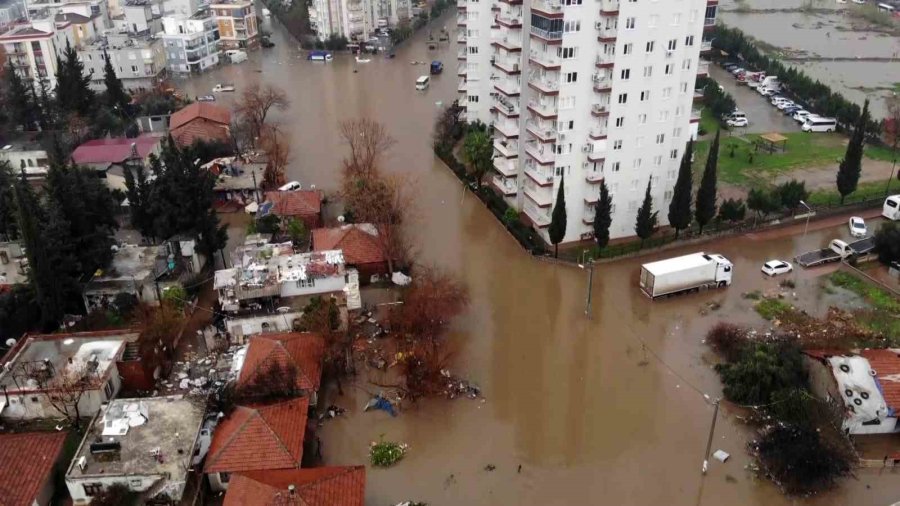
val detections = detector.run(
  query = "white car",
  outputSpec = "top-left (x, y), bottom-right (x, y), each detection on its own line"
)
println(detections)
top-left (848, 216), bottom-right (867, 238)
top-left (776, 101), bottom-right (796, 110)
top-left (761, 260), bottom-right (793, 276)
top-left (792, 110), bottom-right (810, 123)
top-left (278, 181), bottom-right (302, 191)
top-left (726, 117), bottom-right (749, 127)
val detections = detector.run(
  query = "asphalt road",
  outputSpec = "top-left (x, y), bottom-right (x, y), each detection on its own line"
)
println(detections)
top-left (710, 65), bottom-right (801, 135)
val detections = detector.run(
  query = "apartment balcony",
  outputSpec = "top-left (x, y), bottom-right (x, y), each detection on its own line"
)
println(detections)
top-left (457, 14), bottom-right (466, 26)
top-left (697, 60), bottom-right (710, 77)
top-left (700, 39), bottom-right (713, 52)
top-left (524, 201), bottom-right (551, 227)
top-left (493, 156), bottom-right (518, 177)
top-left (531, 0), bottom-right (563, 17)
top-left (495, 11), bottom-right (522, 28)
top-left (527, 99), bottom-right (557, 119)
top-left (524, 163), bottom-right (554, 185)
top-left (690, 108), bottom-right (702, 123)
top-left (587, 149), bottom-right (606, 163)
top-left (599, 0), bottom-right (619, 14)
top-left (527, 75), bottom-right (560, 96)
top-left (529, 50), bottom-right (561, 70)
top-left (494, 95), bottom-right (520, 117)
top-left (494, 119), bottom-right (520, 138)
top-left (457, 33), bottom-right (466, 44)
top-left (595, 53), bottom-right (614, 69)
top-left (591, 104), bottom-right (611, 117)
top-left (458, 49), bottom-right (467, 60)
top-left (704, 16), bottom-right (716, 27)
top-left (498, 0), bottom-right (523, 5)
top-left (525, 120), bottom-right (557, 143)
top-left (457, 3), bottom-right (466, 10)
top-left (529, 26), bottom-right (563, 42)
top-left (694, 89), bottom-right (704, 101)
top-left (492, 57), bottom-right (521, 74)
top-left (524, 143), bottom-right (555, 166)
top-left (585, 171), bottom-right (604, 184)
top-left (592, 75), bottom-right (612, 92)
top-left (589, 125), bottom-right (608, 139)
top-left (494, 78), bottom-right (521, 96)
top-left (494, 138), bottom-right (518, 158)
top-left (597, 25), bottom-right (617, 42)
top-left (493, 175), bottom-right (518, 196)
top-left (458, 79), bottom-right (467, 92)
top-left (458, 64), bottom-right (467, 76)
top-left (492, 34), bottom-right (522, 51)
top-left (524, 182), bottom-right (554, 207)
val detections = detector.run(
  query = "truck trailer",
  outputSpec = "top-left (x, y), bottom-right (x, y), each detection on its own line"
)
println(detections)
top-left (795, 238), bottom-right (875, 268)
top-left (640, 253), bottom-right (734, 299)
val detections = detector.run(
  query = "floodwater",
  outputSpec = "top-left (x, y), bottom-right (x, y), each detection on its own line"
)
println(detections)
top-left (718, 0), bottom-right (900, 118)
top-left (176, 14), bottom-right (900, 506)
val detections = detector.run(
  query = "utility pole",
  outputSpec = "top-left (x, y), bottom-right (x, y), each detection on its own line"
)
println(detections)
top-left (251, 168), bottom-right (260, 204)
top-left (799, 200), bottom-right (812, 239)
top-left (702, 399), bottom-right (720, 475)
top-left (578, 250), bottom-right (595, 319)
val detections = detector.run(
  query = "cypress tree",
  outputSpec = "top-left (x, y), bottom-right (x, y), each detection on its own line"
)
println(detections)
top-left (836, 99), bottom-right (870, 204)
top-left (55, 39), bottom-right (95, 117)
top-left (696, 130), bottom-right (720, 233)
top-left (5, 60), bottom-right (37, 131)
top-left (548, 175), bottom-right (567, 258)
top-left (102, 50), bottom-right (131, 112)
top-left (634, 180), bottom-right (658, 247)
top-left (667, 139), bottom-right (694, 238)
top-left (0, 162), bottom-right (17, 240)
top-left (593, 179), bottom-right (613, 250)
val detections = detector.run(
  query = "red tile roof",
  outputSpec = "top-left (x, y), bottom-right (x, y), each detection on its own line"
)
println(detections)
top-left (861, 348), bottom-right (900, 414)
top-left (265, 191), bottom-right (322, 218)
top-left (239, 333), bottom-right (325, 392)
top-left (205, 397), bottom-right (309, 473)
top-left (223, 467), bottom-right (366, 506)
top-left (169, 103), bottom-right (232, 147)
top-left (311, 225), bottom-right (385, 266)
top-left (71, 135), bottom-right (161, 165)
top-left (0, 432), bottom-right (67, 506)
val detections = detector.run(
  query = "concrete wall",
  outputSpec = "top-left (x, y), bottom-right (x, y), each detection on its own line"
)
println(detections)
top-left (1, 368), bottom-right (121, 422)
top-left (66, 473), bottom-right (164, 505)
top-left (279, 275), bottom-right (345, 298)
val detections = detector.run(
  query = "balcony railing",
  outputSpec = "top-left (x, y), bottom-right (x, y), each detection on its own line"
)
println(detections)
top-left (592, 75), bottom-right (612, 90)
top-left (595, 53), bottom-right (614, 67)
top-left (493, 175), bottom-right (518, 195)
top-left (524, 183), bottom-right (553, 207)
top-left (700, 40), bottom-right (712, 51)
top-left (492, 35), bottom-right (522, 50)
top-left (495, 95), bottom-right (519, 116)
top-left (589, 125), bottom-right (608, 139)
top-left (585, 171), bottom-right (604, 184)
top-left (457, 14), bottom-right (466, 25)
top-left (531, 0), bottom-right (562, 15)
top-left (494, 139), bottom-right (518, 158)
top-left (494, 78), bottom-right (521, 95)
top-left (524, 202), bottom-right (551, 226)
top-left (597, 25), bottom-right (617, 40)
top-left (530, 26), bottom-right (562, 40)
top-left (492, 57), bottom-right (520, 73)
top-left (457, 33), bottom-right (466, 43)
top-left (458, 49), bottom-right (467, 59)
top-left (458, 79), bottom-right (467, 92)
top-left (591, 104), bottom-right (610, 116)
top-left (525, 120), bottom-right (557, 142)
top-left (704, 16), bottom-right (716, 27)
top-left (529, 50), bottom-right (560, 68)
top-left (691, 108), bottom-right (702, 122)
top-left (495, 12), bottom-right (522, 26)
top-left (494, 156), bottom-right (518, 177)
top-left (494, 119), bottom-right (519, 138)
top-left (524, 163), bottom-right (553, 185)
top-left (528, 99), bottom-right (557, 118)
top-left (528, 74), bottom-right (559, 94)
top-left (524, 143), bottom-right (555, 165)
top-left (599, 0), bottom-right (619, 13)
top-left (698, 60), bottom-right (710, 76)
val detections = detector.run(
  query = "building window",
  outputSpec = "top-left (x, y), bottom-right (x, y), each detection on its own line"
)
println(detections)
top-left (103, 380), bottom-right (114, 399)
top-left (560, 47), bottom-right (577, 59)
top-left (645, 41), bottom-right (654, 53)
top-left (613, 140), bottom-right (623, 150)
top-left (564, 72), bottom-right (578, 83)
top-left (30, 396), bottom-right (39, 403)
top-left (83, 483), bottom-right (103, 496)
top-left (685, 35), bottom-right (694, 46)
top-left (617, 93), bottom-right (627, 104)
top-left (619, 68), bottom-right (630, 80)
top-left (612, 161), bottom-right (620, 172)
top-left (667, 39), bottom-right (677, 51)
top-left (625, 17), bottom-right (636, 29)
top-left (130, 478), bottom-right (142, 487)
top-left (615, 117), bottom-right (624, 127)
top-left (296, 278), bottom-right (317, 288)
top-left (656, 134), bottom-right (665, 144)
top-left (642, 65), bottom-right (652, 78)
top-left (670, 149), bottom-right (679, 159)
top-left (622, 43), bottom-right (632, 55)
top-left (640, 90), bottom-right (650, 101)
top-left (220, 472), bottom-right (232, 483)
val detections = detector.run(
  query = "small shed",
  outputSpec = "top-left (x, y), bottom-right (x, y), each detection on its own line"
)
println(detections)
top-left (756, 132), bottom-right (788, 154)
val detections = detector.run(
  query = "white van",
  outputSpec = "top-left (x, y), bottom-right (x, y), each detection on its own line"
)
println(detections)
top-left (415, 75), bottom-right (429, 90)
top-left (877, 3), bottom-right (895, 13)
top-left (225, 49), bottom-right (248, 63)
top-left (802, 116), bottom-right (837, 133)
top-left (279, 181), bottom-right (302, 192)
top-left (884, 195), bottom-right (900, 220)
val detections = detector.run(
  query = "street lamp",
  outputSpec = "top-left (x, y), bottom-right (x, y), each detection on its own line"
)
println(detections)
top-left (799, 200), bottom-right (812, 238)
top-left (578, 250), bottom-right (595, 319)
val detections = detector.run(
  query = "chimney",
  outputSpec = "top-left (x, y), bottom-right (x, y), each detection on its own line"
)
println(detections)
top-left (288, 484), bottom-right (295, 496)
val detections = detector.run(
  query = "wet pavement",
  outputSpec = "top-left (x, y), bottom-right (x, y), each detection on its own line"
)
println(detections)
top-left (173, 13), bottom-right (900, 506)
top-left (709, 66), bottom-right (801, 135)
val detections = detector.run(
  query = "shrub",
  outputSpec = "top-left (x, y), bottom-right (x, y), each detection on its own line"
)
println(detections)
top-left (161, 285), bottom-right (188, 310)
top-left (502, 208), bottom-right (519, 226)
top-left (752, 423), bottom-right (854, 496)
top-left (715, 340), bottom-right (807, 406)
top-left (718, 198), bottom-right (747, 222)
top-left (370, 438), bottom-right (408, 467)
top-left (706, 322), bottom-right (750, 362)
top-left (755, 297), bottom-right (793, 321)
top-left (874, 221), bottom-right (900, 266)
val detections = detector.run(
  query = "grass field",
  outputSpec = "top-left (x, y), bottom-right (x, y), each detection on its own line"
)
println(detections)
top-left (828, 271), bottom-right (900, 340)
top-left (806, 180), bottom-right (891, 206)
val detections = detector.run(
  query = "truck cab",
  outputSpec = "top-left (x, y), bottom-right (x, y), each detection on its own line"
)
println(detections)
top-left (711, 254), bottom-right (734, 286)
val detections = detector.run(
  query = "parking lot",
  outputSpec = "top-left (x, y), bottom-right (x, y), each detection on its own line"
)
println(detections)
top-left (711, 65), bottom-right (801, 135)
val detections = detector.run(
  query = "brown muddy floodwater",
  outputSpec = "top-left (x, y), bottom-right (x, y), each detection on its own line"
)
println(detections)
top-left (177, 13), bottom-right (899, 505)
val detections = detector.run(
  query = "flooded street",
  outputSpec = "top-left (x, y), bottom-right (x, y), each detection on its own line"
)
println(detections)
top-left (718, 0), bottom-right (900, 118)
top-left (176, 13), bottom-right (899, 505)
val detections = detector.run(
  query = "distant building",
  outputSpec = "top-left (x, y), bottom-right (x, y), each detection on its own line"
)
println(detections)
top-left (805, 349), bottom-right (900, 435)
top-left (161, 10), bottom-right (221, 74)
top-left (0, 431), bottom-right (69, 506)
top-left (260, 190), bottom-right (323, 230)
top-left (169, 102), bottom-right (231, 146)
top-left (0, 331), bottom-right (134, 421)
top-left (205, 157), bottom-right (265, 209)
top-left (120, 0), bottom-right (162, 35)
top-left (312, 223), bottom-right (389, 282)
top-left (70, 134), bottom-right (162, 189)
top-left (0, 241), bottom-right (27, 287)
top-left (0, 19), bottom-right (73, 89)
top-left (205, 397), bottom-right (309, 491)
top-left (223, 467), bottom-right (366, 506)
top-left (25, 0), bottom-right (111, 31)
top-left (210, 0), bottom-right (257, 49)
top-left (78, 32), bottom-right (166, 91)
top-left (224, 311), bottom-right (304, 343)
top-left (54, 11), bottom-right (100, 47)
top-left (0, 139), bottom-right (50, 180)
top-left (0, 0), bottom-right (27, 33)
top-left (236, 332), bottom-right (325, 403)
top-left (64, 395), bottom-right (208, 505)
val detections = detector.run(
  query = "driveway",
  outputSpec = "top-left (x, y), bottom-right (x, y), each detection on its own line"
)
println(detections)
top-left (710, 65), bottom-right (801, 135)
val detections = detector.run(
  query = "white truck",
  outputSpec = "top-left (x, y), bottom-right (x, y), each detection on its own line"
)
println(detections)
top-left (794, 238), bottom-right (875, 268)
top-left (640, 252), bottom-right (734, 299)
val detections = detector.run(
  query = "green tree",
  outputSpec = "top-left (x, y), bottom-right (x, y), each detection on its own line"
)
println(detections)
top-left (102, 50), bottom-right (130, 112)
top-left (715, 341), bottom-right (806, 406)
top-left (667, 140), bottom-right (694, 237)
top-left (695, 130), bottom-right (719, 232)
top-left (35, 76), bottom-right (55, 130)
top-left (747, 188), bottom-right (780, 219)
top-left (754, 423), bottom-right (853, 496)
top-left (462, 128), bottom-right (493, 187)
top-left (634, 181), bottom-right (658, 247)
top-left (285, 217), bottom-right (308, 246)
top-left (593, 180), bottom-right (613, 250)
top-left (0, 161), bottom-right (17, 240)
top-left (55, 39), bottom-right (96, 117)
top-left (5, 60), bottom-right (38, 131)
top-left (874, 221), bottom-right (900, 266)
top-left (122, 160), bottom-right (155, 240)
top-left (717, 198), bottom-right (746, 222)
top-left (836, 99), bottom-right (870, 204)
top-left (548, 176), bottom-right (567, 258)
top-left (775, 179), bottom-right (809, 214)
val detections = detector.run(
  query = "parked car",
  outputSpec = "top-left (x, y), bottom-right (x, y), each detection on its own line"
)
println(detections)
top-left (212, 83), bottom-right (235, 92)
top-left (761, 260), bottom-right (793, 277)
top-left (726, 117), bottom-right (749, 127)
top-left (197, 95), bottom-right (216, 102)
top-left (776, 101), bottom-right (796, 110)
top-left (792, 110), bottom-right (811, 123)
top-left (782, 105), bottom-right (802, 115)
top-left (760, 88), bottom-right (777, 97)
top-left (278, 181), bottom-right (302, 191)
top-left (848, 216), bottom-right (867, 238)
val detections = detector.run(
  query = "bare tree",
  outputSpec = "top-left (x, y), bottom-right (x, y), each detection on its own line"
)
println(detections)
top-left (12, 360), bottom-right (99, 428)
top-left (260, 125), bottom-right (290, 190)
top-left (234, 83), bottom-right (290, 146)
top-left (339, 118), bottom-right (396, 179)
top-left (236, 359), bottom-right (302, 401)
top-left (136, 302), bottom-right (185, 374)
top-left (341, 170), bottom-right (412, 273)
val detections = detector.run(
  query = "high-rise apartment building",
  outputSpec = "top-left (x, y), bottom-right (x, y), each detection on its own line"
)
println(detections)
top-left (459, 0), bottom-right (717, 244)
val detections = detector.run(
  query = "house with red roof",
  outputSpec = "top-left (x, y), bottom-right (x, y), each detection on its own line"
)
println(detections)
top-left (169, 102), bottom-right (232, 147)
top-left (312, 224), bottom-right (389, 282)
top-left (260, 190), bottom-right (323, 230)
top-left (223, 467), bottom-right (366, 506)
top-left (804, 348), bottom-right (900, 435)
top-left (70, 135), bottom-right (163, 192)
top-left (236, 332), bottom-right (326, 404)
top-left (0, 432), bottom-right (68, 506)
top-left (205, 397), bottom-right (310, 491)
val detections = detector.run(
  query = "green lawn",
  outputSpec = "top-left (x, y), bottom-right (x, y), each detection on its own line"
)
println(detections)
top-left (693, 131), bottom-right (897, 186)
top-left (699, 107), bottom-right (721, 137)
top-left (806, 180), bottom-right (891, 206)
top-left (828, 271), bottom-right (900, 341)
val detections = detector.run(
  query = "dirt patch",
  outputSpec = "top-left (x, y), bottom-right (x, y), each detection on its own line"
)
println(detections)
top-left (771, 158), bottom-right (897, 190)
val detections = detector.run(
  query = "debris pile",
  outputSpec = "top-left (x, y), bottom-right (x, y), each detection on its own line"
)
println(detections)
top-left (440, 369), bottom-right (481, 400)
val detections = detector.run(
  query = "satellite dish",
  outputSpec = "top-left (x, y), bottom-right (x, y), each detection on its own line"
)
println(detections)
top-left (4, 338), bottom-right (15, 348)
top-left (337, 215), bottom-right (346, 223)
